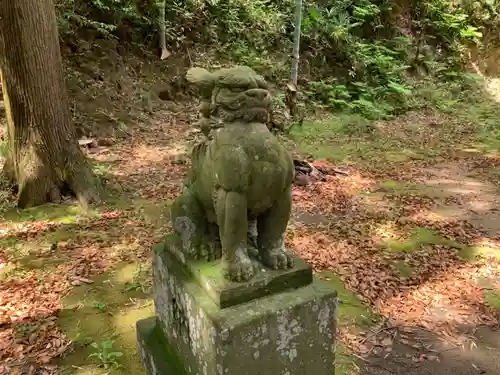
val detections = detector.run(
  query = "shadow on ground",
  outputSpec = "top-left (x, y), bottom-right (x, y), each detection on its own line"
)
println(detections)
top-left (318, 271), bottom-right (500, 375)
top-left (359, 323), bottom-right (500, 375)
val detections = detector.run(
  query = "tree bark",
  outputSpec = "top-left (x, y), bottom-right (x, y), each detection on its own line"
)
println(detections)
top-left (0, 0), bottom-right (101, 208)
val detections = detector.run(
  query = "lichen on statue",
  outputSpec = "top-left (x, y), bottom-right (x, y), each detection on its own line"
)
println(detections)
top-left (170, 66), bottom-right (295, 282)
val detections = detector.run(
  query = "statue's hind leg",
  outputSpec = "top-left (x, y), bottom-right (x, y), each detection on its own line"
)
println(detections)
top-left (257, 185), bottom-right (294, 270)
top-left (170, 188), bottom-right (221, 261)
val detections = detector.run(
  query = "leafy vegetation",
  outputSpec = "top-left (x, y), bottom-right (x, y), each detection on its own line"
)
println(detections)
top-left (54, 0), bottom-right (498, 119)
top-left (88, 340), bottom-right (123, 369)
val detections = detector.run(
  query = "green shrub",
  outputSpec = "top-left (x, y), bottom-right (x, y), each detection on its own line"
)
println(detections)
top-left (54, 0), bottom-right (496, 118)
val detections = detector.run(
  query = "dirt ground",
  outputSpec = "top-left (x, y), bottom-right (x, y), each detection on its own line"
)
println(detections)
top-left (289, 100), bottom-right (500, 374)
top-left (349, 160), bottom-right (500, 375)
top-left (1, 56), bottom-right (500, 375)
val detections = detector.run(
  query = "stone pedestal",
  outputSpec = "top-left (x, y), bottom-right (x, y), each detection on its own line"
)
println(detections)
top-left (137, 233), bottom-right (337, 375)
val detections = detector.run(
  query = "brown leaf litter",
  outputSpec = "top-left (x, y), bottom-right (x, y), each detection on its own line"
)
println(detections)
top-left (2, 103), bottom-right (500, 372)
top-left (291, 156), bottom-right (500, 359)
top-left (0, 109), bottom-right (191, 371)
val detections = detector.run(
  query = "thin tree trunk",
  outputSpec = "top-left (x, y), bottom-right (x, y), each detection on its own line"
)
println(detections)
top-left (0, 0), bottom-right (101, 208)
top-left (285, 0), bottom-right (303, 122)
top-left (290, 0), bottom-right (303, 87)
top-left (0, 69), bottom-right (15, 185)
top-left (158, 0), bottom-right (170, 60)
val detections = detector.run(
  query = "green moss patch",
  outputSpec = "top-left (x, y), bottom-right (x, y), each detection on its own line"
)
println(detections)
top-left (289, 115), bottom-right (376, 162)
top-left (377, 180), bottom-right (423, 193)
top-left (1, 203), bottom-right (98, 224)
top-left (0, 231), bottom-right (73, 281)
top-left (394, 261), bottom-right (415, 278)
top-left (316, 271), bottom-right (377, 375)
top-left (290, 112), bottom-right (449, 164)
top-left (386, 227), bottom-right (464, 253)
top-left (316, 271), bottom-right (376, 327)
top-left (57, 263), bottom-right (153, 375)
top-left (375, 179), bottom-right (456, 200)
top-left (106, 197), bottom-right (171, 226)
top-left (484, 290), bottom-right (500, 310)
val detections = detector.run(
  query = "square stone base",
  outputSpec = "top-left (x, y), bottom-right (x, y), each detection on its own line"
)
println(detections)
top-left (141, 239), bottom-right (338, 375)
top-left (163, 233), bottom-right (314, 308)
top-left (137, 317), bottom-right (187, 375)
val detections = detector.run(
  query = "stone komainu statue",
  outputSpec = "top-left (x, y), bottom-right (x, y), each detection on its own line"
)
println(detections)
top-left (170, 66), bottom-right (295, 282)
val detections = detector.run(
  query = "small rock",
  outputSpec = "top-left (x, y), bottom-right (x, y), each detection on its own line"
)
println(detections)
top-left (98, 138), bottom-right (114, 146)
top-left (426, 354), bottom-right (439, 362)
top-left (381, 337), bottom-right (393, 346)
top-left (74, 276), bottom-right (94, 284)
top-left (78, 138), bottom-right (94, 146)
top-left (294, 174), bottom-right (311, 186)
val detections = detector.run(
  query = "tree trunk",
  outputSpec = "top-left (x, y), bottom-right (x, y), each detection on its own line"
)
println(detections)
top-left (0, 69), bottom-right (16, 186)
top-left (0, 0), bottom-right (101, 208)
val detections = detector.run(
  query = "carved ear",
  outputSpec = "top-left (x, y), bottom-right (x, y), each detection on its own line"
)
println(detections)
top-left (254, 74), bottom-right (268, 90)
top-left (186, 67), bottom-right (215, 98)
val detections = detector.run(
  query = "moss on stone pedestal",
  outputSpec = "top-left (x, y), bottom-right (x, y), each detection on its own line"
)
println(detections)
top-left (136, 317), bottom-right (187, 375)
top-left (148, 243), bottom-right (337, 375)
top-left (158, 233), bottom-right (313, 308)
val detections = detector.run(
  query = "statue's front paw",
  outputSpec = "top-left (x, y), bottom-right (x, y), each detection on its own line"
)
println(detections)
top-left (228, 248), bottom-right (254, 282)
top-left (193, 240), bottom-right (222, 261)
top-left (208, 240), bottom-right (223, 261)
top-left (261, 248), bottom-right (294, 270)
top-left (193, 243), bottom-right (209, 261)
